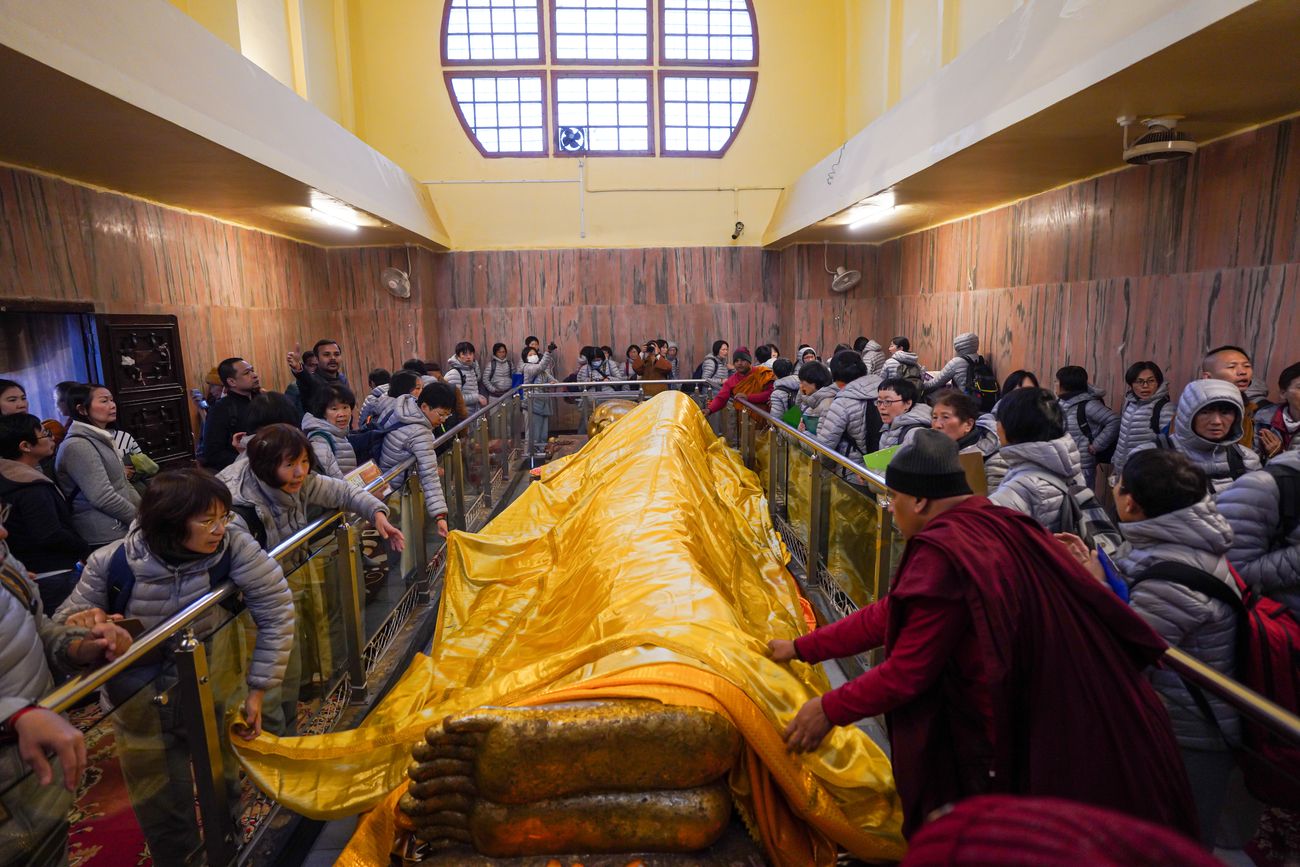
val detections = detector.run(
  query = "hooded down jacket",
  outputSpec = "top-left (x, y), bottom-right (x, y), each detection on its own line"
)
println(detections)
top-left (1161, 380), bottom-right (1260, 495)
top-left (700, 354), bottom-right (730, 393)
top-left (1217, 449), bottom-right (1300, 613)
top-left (577, 359), bottom-right (617, 392)
top-left (880, 349), bottom-right (927, 384)
top-left (878, 403), bottom-right (933, 449)
top-left (988, 435), bottom-right (1086, 532)
top-left (1116, 499), bottom-right (1240, 750)
top-left (377, 393), bottom-right (449, 519)
top-left (797, 384), bottom-right (839, 433)
top-left (769, 375), bottom-right (801, 419)
top-left (224, 457), bottom-right (388, 550)
top-left (956, 416), bottom-right (1005, 491)
top-left (815, 375), bottom-right (884, 463)
top-left (444, 356), bottom-right (483, 405)
top-left (1059, 386), bottom-right (1120, 487)
top-left (924, 332), bottom-right (980, 394)
top-left (55, 524), bottom-right (293, 691)
top-left (483, 354), bottom-right (518, 397)
top-left (523, 351), bottom-right (559, 417)
top-left (54, 421), bottom-right (141, 546)
top-left (301, 413), bottom-right (358, 479)
top-left (860, 340), bottom-right (887, 375)
top-left (1111, 383), bottom-right (1176, 478)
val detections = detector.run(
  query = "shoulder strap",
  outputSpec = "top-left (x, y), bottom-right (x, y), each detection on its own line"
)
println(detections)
top-left (1132, 561), bottom-right (1244, 613)
top-left (1076, 401), bottom-right (1094, 441)
top-left (106, 544), bottom-right (135, 617)
top-left (1226, 445), bottom-right (1247, 480)
top-left (307, 428), bottom-right (336, 450)
top-left (0, 559), bottom-right (36, 613)
top-left (231, 503), bottom-right (267, 549)
top-left (1149, 396), bottom-right (1170, 435)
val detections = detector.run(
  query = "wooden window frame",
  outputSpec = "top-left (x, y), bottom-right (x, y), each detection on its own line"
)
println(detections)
top-left (658, 0), bottom-right (759, 67)
top-left (549, 0), bottom-right (653, 66)
top-left (657, 70), bottom-right (756, 158)
top-left (442, 0), bottom-right (547, 67)
top-left (551, 70), bottom-right (656, 157)
top-left (444, 71), bottom-right (552, 159)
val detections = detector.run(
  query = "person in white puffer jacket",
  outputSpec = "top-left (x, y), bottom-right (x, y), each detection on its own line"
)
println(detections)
top-left (445, 342), bottom-right (485, 409)
top-left (1149, 380), bottom-right (1260, 497)
top-left (1112, 449), bottom-right (1241, 844)
top-left (988, 387), bottom-right (1087, 532)
top-left (876, 377), bottom-right (932, 449)
top-left (1110, 361), bottom-right (1176, 483)
top-left (301, 382), bottom-right (358, 479)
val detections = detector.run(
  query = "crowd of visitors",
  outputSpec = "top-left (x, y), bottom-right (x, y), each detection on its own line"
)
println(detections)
top-left (1, 327), bottom-right (1298, 864)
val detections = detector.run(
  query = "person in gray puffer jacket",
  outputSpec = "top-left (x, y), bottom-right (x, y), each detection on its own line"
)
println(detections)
top-left (988, 387), bottom-right (1086, 532)
top-left (1055, 365), bottom-right (1120, 489)
top-left (378, 385), bottom-right (454, 537)
top-left (445, 342), bottom-right (485, 408)
top-left (224, 423), bottom-right (401, 550)
top-left (1112, 450), bottom-right (1241, 842)
top-left (1, 529), bottom-right (128, 867)
top-left (855, 337), bottom-right (887, 375)
top-left (1152, 379), bottom-right (1260, 497)
top-left (1218, 449), bottom-right (1300, 614)
top-left (876, 377), bottom-right (932, 449)
top-left (924, 332), bottom-right (981, 395)
top-left (879, 340), bottom-right (927, 384)
top-left (1110, 361), bottom-right (1176, 483)
top-left (55, 469), bottom-right (294, 865)
top-left (815, 351), bottom-right (883, 464)
top-left (795, 361), bottom-right (837, 435)
top-left (302, 381), bottom-right (358, 479)
top-left (55, 384), bottom-right (141, 547)
top-left (483, 343), bottom-right (518, 399)
top-left (523, 346), bottom-right (559, 448)
top-left (768, 359), bottom-right (800, 419)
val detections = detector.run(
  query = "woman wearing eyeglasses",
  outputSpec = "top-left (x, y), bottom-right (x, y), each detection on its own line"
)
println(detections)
top-left (1109, 362), bottom-right (1176, 485)
top-left (53, 468), bottom-right (294, 866)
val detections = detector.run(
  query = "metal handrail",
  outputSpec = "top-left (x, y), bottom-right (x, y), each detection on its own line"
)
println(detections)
top-left (519, 378), bottom-right (710, 390)
top-left (38, 455), bottom-right (418, 714)
top-left (727, 395), bottom-right (888, 490)
top-left (736, 396), bottom-right (1300, 748)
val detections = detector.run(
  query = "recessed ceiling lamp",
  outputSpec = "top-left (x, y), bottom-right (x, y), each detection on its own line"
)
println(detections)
top-left (308, 190), bottom-right (365, 230)
top-left (847, 190), bottom-right (896, 231)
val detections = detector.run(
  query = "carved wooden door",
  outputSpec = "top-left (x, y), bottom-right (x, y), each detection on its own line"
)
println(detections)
top-left (94, 314), bottom-right (195, 470)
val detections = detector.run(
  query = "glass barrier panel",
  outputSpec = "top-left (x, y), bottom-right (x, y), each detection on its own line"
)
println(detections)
top-left (826, 474), bottom-right (880, 609)
top-left (755, 428), bottom-right (771, 494)
top-left (786, 440), bottom-right (813, 546)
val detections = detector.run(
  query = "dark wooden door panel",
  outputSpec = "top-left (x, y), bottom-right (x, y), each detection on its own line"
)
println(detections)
top-left (95, 314), bottom-right (195, 469)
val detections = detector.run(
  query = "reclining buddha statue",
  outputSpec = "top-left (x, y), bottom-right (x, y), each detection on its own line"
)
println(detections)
top-left (235, 391), bottom-right (904, 865)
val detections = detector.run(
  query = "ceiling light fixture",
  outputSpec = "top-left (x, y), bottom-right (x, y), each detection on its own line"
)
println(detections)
top-left (846, 190), bottom-right (897, 231)
top-left (310, 207), bottom-right (360, 230)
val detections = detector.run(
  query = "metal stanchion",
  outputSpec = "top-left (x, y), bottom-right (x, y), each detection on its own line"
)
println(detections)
top-left (408, 475), bottom-right (430, 601)
top-left (768, 432), bottom-right (787, 521)
top-left (807, 454), bottom-right (832, 577)
top-left (478, 418), bottom-right (493, 510)
top-left (174, 629), bottom-right (237, 867)
top-left (740, 409), bottom-right (755, 470)
top-left (333, 522), bottom-right (368, 703)
top-left (448, 438), bottom-right (467, 531)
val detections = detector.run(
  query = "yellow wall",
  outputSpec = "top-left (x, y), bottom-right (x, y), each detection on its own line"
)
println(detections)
top-left (346, 0), bottom-right (847, 250)
top-left (235, 0), bottom-right (295, 89)
top-left (841, 0), bottom-right (1022, 138)
top-left (167, 0), bottom-right (242, 51)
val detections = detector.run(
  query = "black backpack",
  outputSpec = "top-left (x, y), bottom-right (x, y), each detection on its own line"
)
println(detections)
top-left (682, 361), bottom-right (705, 395)
top-left (1075, 400), bottom-right (1118, 464)
top-left (1148, 396), bottom-right (1171, 436)
top-left (962, 354), bottom-right (999, 412)
top-left (1034, 472), bottom-right (1126, 558)
top-left (897, 361), bottom-right (925, 394)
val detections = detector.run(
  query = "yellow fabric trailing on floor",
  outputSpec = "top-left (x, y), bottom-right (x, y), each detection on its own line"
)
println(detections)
top-left (233, 391), bottom-right (904, 864)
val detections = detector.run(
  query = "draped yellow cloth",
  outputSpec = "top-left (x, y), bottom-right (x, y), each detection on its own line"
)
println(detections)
top-left (234, 391), bottom-right (904, 864)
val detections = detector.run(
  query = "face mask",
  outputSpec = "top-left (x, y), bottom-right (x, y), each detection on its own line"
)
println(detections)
top-left (527, 355), bottom-right (539, 364)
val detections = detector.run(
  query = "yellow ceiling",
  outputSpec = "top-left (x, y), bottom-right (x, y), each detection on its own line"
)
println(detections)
top-left (783, 0), bottom-right (1300, 246)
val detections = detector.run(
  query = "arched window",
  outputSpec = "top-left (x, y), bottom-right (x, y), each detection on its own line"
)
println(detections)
top-left (443, 0), bottom-right (757, 158)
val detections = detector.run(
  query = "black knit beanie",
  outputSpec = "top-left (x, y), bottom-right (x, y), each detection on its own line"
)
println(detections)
top-left (885, 429), bottom-right (973, 499)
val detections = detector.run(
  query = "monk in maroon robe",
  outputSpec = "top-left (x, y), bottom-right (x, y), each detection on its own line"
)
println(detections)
top-left (769, 430), bottom-right (1198, 839)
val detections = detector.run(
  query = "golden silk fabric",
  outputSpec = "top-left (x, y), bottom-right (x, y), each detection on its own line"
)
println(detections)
top-left (234, 391), bottom-right (904, 864)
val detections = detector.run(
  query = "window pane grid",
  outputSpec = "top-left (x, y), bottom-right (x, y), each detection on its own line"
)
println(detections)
top-left (553, 0), bottom-right (649, 62)
top-left (445, 0), bottom-right (542, 62)
top-left (555, 75), bottom-right (651, 154)
top-left (450, 74), bottom-right (548, 155)
top-left (661, 0), bottom-right (754, 63)
top-left (661, 74), bottom-right (749, 154)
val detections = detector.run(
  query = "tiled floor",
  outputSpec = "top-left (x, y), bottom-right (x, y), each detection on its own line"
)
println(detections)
top-left (301, 815), bottom-right (358, 866)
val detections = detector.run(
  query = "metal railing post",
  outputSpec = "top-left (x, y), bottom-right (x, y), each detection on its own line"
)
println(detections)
top-left (807, 454), bottom-right (832, 578)
top-left (408, 475), bottom-right (429, 600)
top-left (768, 432), bottom-right (786, 522)
top-left (173, 628), bottom-right (238, 867)
top-left (871, 492), bottom-right (895, 604)
top-left (523, 392), bottom-right (534, 456)
top-left (448, 437), bottom-right (467, 531)
top-left (502, 398), bottom-right (515, 483)
top-left (740, 408), bottom-right (755, 470)
top-left (478, 418), bottom-right (493, 510)
top-left (333, 522), bottom-right (368, 703)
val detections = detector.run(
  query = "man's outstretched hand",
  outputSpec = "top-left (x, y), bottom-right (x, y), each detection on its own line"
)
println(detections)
top-left (767, 638), bottom-right (797, 662)
top-left (783, 696), bottom-right (832, 753)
